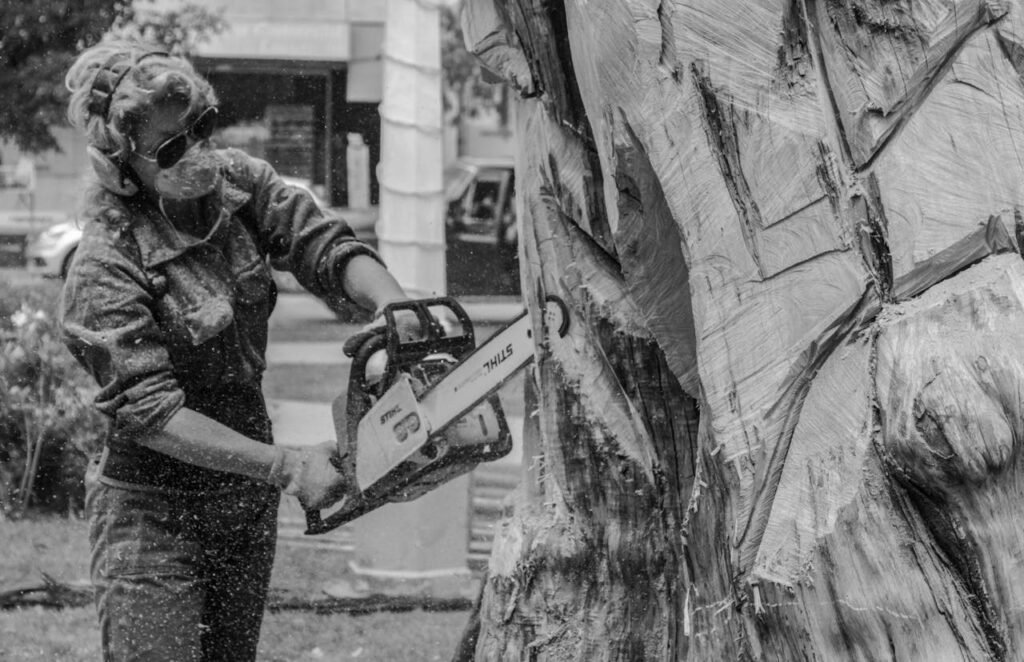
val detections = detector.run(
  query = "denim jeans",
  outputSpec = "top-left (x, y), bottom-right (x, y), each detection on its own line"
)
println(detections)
top-left (85, 460), bottom-right (279, 662)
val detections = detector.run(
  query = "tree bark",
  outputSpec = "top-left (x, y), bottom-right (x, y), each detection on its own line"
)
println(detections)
top-left (462, 0), bottom-right (1024, 659)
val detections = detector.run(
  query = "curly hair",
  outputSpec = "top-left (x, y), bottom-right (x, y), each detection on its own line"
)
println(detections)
top-left (65, 39), bottom-right (219, 161)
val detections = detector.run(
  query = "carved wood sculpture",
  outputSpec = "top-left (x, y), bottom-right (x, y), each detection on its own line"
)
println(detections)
top-left (461, 0), bottom-right (1024, 659)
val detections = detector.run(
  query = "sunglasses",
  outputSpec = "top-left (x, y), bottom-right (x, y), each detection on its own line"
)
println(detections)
top-left (136, 106), bottom-right (219, 169)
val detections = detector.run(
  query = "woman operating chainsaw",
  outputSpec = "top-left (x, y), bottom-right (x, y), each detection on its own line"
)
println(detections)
top-left (60, 40), bottom-right (416, 661)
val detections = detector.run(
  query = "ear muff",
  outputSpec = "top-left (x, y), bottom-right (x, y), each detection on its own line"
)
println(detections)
top-left (87, 145), bottom-right (138, 196)
top-left (87, 50), bottom-right (169, 120)
top-left (86, 55), bottom-right (134, 119)
top-left (84, 49), bottom-right (168, 197)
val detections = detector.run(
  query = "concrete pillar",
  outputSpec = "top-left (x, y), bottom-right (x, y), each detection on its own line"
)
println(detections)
top-left (352, 0), bottom-right (472, 591)
top-left (375, 0), bottom-right (446, 298)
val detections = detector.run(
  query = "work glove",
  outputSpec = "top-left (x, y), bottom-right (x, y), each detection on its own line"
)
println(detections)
top-left (267, 441), bottom-right (352, 510)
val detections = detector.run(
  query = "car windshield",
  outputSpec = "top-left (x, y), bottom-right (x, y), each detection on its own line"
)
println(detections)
top-left (444, 164), bottom-right (476, 202)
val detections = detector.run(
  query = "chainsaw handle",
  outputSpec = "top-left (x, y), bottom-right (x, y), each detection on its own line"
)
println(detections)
top-left (303, 331), bottom-right (386, 535)
top-left (347, 329), bottom-right (388, 397)
top-left (381, 298), bottom-right (475, 385)
top-left (304, 496), bottom-right (375, 535)
top-left (305, 506), bottom-right (330, 534)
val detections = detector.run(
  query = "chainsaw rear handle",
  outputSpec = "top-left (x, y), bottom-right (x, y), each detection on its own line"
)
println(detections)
top-left (302, 446), bottom-right (365, 535)
top-left (305, 491), bottom-right (375, 535)
top-left (304, 297), bottom-right (475, 535)
top-left (303, 328), bottom-right (386, 535)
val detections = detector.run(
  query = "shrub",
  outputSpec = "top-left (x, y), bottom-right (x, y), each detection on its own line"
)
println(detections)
top-left (0, 277), bottom-right (107, 518)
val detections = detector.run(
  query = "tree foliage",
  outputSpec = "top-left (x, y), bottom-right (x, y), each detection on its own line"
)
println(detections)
top-left (109, 2), bottom-right (227, 57)
top-left (0, 278), bottom-right (107, 518)
top-left (440, 2), bottom-right (501, 123)
top-left (0, 0), bottom-right (225, 153)
top-left (440, 4), bottom-right (478, 98)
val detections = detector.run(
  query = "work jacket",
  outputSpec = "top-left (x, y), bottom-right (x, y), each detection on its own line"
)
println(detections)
top-left (61, 149), bottom-right (379, 490)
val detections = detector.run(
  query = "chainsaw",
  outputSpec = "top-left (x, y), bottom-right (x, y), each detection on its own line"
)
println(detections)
top-left (304, 295), bottom-right (569, 535)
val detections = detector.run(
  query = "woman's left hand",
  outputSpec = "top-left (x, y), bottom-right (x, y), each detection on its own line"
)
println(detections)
top-left (368, 298), bottom-right (458, 342)
top-left (342, 299), bottom-right (460, 366)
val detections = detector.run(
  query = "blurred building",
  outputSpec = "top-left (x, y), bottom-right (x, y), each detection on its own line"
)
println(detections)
top-left (0, 0), bottom-right (515, 221)
top-left (189, 0), bottom-right (387, 207)
top-left (0, 0), bottom-right (389, 214)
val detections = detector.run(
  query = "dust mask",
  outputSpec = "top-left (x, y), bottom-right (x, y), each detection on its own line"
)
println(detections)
top-left (154, 144), bottom-right (222, 200)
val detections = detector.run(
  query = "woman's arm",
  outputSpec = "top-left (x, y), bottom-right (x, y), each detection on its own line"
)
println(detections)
top-left (137, 407), bottom-right (348, 508)
top-left (341, 254), bottom-right (410, 314)
top-left (238, 153), bottom-right (385, 309)
top-left (236, 152), bottom-right (415, 314)
top-left (135, 407), bottom-right (279, 479)
top-left (61, 225), bottom-right (348, 508)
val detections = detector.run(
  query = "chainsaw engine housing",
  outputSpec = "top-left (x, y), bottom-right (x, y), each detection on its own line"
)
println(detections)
top-left (305, 297), bottom-right (517, 534)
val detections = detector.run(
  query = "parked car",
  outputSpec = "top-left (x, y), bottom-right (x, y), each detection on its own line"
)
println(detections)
top-left (443, 156), bottom-right (519, 297)
top-left (444, 156), bottom-right (516, 248)
top-left (25, 213), bottom-right (81, 278)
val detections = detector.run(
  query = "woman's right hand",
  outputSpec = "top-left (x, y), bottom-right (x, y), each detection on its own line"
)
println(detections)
top-left (269, 442), bottom-right (351, 510)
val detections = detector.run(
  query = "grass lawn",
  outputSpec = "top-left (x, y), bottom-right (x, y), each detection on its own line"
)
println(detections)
top-left (0, 607), bottom-right (468, 661)
top-left (0, 517), bottom-right (471, 661)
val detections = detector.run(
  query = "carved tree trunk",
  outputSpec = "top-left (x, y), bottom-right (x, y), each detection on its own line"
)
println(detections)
top-left (461, 0), bottom-right (1024, 660)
